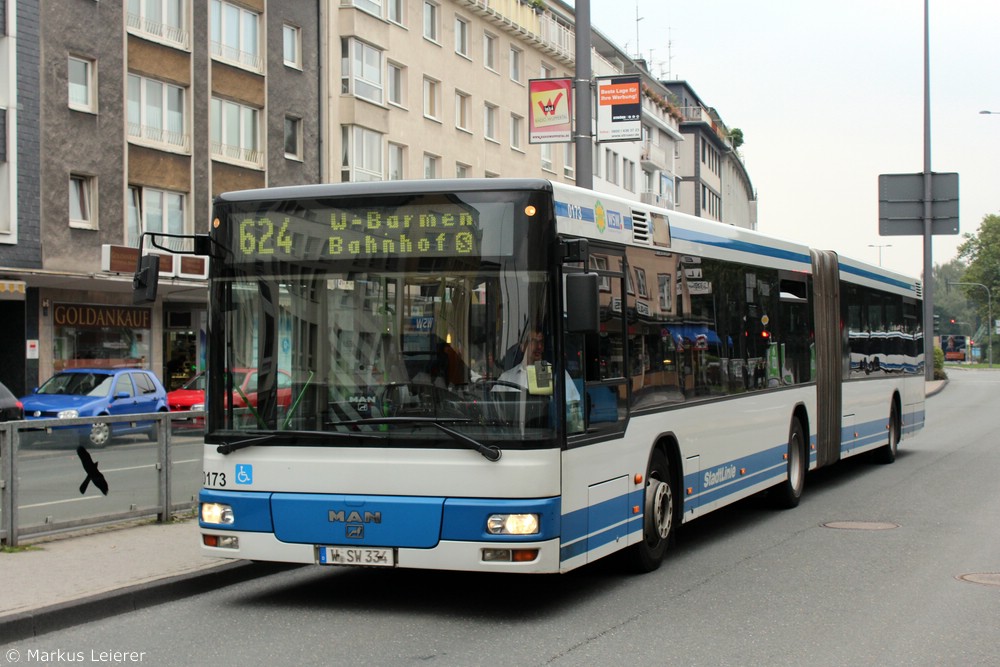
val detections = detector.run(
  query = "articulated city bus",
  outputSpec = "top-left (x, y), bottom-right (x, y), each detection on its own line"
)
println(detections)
top-left (185, 178), bottom-right (924, 573)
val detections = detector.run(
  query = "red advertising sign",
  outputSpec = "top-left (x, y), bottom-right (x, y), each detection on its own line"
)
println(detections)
top-left (528, 78), bottom-right (573, 144)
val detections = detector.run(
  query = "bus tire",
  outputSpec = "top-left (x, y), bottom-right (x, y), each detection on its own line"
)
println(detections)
top-left (772, 417), bottom-right (805, 509)
top-left (626, 449), bottom-right (674, 573)
top-left (873, 401), bottom-right (900, 464)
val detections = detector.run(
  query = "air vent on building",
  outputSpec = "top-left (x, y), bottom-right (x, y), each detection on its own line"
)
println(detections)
top-left (631, 210), bottom-right (651, 245)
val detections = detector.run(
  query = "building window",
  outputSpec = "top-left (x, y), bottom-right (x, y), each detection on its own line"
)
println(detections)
top-left (636, 268), bottom-right (649, 299)
top-left (69, 174), bottom-right (96, 230)
top-left (352, 0), bottom-right (382, 17)
top-left (388, 142), bottom-right (405, 180)
top-left (387, 62), bottom-right (405, 106)
top-left (485, 170), bottom-right (499, 178)
top-left (510, 113), bottom-right (523, 150)
top-left (484, 103), bottom-right (498, 141)
top-left (284, 116), bottom-right (302, 159)
top-left (657, 273), bottom-right (670, 310)
top-left (455, 91), bottom-right (471, 132)
top-left (540, 144), bottom-right (553, 171)
top-left (210, 98), bottom-right (262, 167)
top-left (591, 255), bottom-right (610, 292)
top-left (283, 24), bottom-right (301, 68)
top-left (563, 143), bottom-right (575, 179)
top-left (127, 74), bottom-right (188, 151)
top-left (605, 149), bottom-right (618, 185)
top-left (209, 0), bottom-right (262, 72)
top-left (387, 0), bottom-right (404, 24)
top-left (341, 125), bottom-right (383, 182)
top-left (509, 46), bottom-right (522, 83)
top-left (342, 38), bottom-right (383, 104)
top-left (68, 56), bottom-right (95, 112)
top-left (455, 17), bottom-right (469, 57)
top-left (456, 162), bottom-right (469, 178)
top-left (540, 62), bottom-right (554, 79)
top-left (423, 1), bottom-right (439, 42)
top-left (423, 77), bottom-right (440, 120)
top-left (423, 153), bottom-right (439, 179)
top-left (483, 32), bottom-right (497, 71)
top-left (623, 158), bottom-right (635, 191)
top-left (126, 0), bottom-right (187, 48)
top-left (128, 186), bottom-right (187, 251)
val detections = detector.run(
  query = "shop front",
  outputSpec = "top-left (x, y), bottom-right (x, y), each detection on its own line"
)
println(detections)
top-left (51, 303), bottom-right (152, 371)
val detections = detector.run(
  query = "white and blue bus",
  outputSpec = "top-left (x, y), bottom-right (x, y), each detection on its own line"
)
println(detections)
top-left (191, 178), bottom-right (924, 573)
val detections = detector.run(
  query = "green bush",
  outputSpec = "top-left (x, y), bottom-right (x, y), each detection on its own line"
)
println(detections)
top-left (933, 346), bottom-right (947, 380)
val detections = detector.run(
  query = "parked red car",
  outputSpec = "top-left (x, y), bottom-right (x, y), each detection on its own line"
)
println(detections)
top-left (166, 369), bottom-right (293, 429)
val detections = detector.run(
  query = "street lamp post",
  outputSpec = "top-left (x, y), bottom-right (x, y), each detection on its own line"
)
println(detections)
top-left (949, 281), bottom-right (993, 368)
top-left (868, 243), bottom-right (892, 267)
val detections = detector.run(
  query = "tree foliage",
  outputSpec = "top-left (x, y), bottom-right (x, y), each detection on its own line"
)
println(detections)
top-left (956, 213), bottom-right (1000, 345)
top-left (932, 258), bottom-right (972, 334)
top-left (729, 128), bottom-right (744, 150)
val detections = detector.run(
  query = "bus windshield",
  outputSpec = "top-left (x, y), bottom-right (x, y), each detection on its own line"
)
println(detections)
top-left (208, 186), bottom-right (574, 448)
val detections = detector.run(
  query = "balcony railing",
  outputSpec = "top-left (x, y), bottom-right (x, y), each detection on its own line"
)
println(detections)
top-left (211, 141), bottom-right (265, 169)
top-left (210, 41), bottom-right (264, 73)
top-left (460, 0), bottom-right (574, 64)
top-left (640, 140), bottom-right (669, 170)
top-left (126, 11), bottom-right (190, 49)
top-left (127, 122), bottom-right (191, 152)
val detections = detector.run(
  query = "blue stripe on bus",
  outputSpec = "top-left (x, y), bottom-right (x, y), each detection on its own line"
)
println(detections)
top-left (838, 263), bottom-right (914, 291)
top-left (669, 228), bottom-right (813, 266)
top-left (682, 444), bottom-right (789, 510)
top-left (554, 201), bottom-right (596, 222)
top-left (670, 228), bottom-right (915, 292)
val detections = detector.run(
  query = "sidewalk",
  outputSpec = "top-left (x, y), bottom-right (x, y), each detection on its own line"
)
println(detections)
top-left (0, 519), bottom-right (284, 644)
top-left (1, 379), bottom-right (949, 644)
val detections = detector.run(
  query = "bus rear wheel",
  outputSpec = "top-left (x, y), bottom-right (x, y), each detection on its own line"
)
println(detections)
top-left (626, 449), bottom-right (674, 573)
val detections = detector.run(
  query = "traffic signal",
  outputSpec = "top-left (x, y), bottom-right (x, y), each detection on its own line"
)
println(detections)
top-left (933, 314), bottom-right (941, 333)
top-left (950, 318), bottom-right (956, 324)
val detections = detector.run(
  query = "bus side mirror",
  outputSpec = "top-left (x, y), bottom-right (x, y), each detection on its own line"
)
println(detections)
top-left (566, 273), bottom-right (599, 333)
top-left (132, 254), bottom-right (161, 304)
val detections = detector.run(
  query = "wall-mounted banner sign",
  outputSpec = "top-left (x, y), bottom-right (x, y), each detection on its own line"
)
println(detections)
top-left (596, 75), bottom-right (641, 142)
top-left (528, 78), bottom-right (573, 144)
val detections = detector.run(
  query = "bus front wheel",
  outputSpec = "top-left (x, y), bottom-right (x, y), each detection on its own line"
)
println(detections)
top-left (626, 449), bottom-right (674, 573)
top-left (873, 402), bottom-right (900, 464)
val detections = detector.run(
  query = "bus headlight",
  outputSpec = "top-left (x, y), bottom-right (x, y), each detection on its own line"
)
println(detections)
top-left (201, 502), bottom-right (234, 525)
top-left (487, 513), bottom-right (539, 535)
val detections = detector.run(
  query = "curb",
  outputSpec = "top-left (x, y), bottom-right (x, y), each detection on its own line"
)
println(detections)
top-left (0, 560), bottom-right (299, 645)
top-left (926, 379), bottom-right (948, 398)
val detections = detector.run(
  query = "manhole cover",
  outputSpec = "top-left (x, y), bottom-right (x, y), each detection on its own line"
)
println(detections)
top-left (822, 521), bottom-right (900, 531)
top-left (958, 573), bottom-right (1000, 588)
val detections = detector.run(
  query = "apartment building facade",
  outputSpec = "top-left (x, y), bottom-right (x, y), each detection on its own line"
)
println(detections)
top-left (0, 0), bottom-right (321, 394)
top-left (663, 80), bottom-right (757, 229)
top-left (0, 0), bottom-right (751, 395)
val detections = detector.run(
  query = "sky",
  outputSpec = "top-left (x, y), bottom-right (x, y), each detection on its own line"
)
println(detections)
top-left (576, 0), bottom-right (1000, 279)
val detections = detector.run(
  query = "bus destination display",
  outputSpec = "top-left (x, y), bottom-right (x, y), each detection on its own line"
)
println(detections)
top-left (231, 203), bottom-right (482, 262)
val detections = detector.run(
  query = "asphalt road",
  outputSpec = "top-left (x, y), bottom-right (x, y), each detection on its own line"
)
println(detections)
top-left (3, 369), bottom-right (998, 667)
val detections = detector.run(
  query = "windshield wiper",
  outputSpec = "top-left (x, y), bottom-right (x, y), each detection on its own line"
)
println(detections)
top-left (328, 417), bottom-right (502, 462)
top-left (216, 429), bottom-right (381, 455)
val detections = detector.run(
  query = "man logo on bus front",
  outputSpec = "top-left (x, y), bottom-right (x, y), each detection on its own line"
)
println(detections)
top-left (346, 524), bottom-right (364, 539)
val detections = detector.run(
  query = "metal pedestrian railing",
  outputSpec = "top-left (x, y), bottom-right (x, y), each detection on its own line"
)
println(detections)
top-left (0, 412), bottom-right (203, 546)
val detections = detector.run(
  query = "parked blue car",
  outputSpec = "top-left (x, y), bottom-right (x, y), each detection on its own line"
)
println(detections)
top-left (21, 368), bottom-right (169, 447)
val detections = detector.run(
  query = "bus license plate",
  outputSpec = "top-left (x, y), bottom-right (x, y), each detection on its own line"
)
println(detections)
top-left (319, 546), bottom-right (395, 567)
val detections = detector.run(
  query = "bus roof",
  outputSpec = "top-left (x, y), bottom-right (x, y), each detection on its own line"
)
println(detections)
top-left (215, 178), bottom-right (555, 204)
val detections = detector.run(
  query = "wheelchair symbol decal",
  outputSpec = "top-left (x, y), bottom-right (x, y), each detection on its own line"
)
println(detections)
top-left (235, 464), bottom-right (253, 485)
